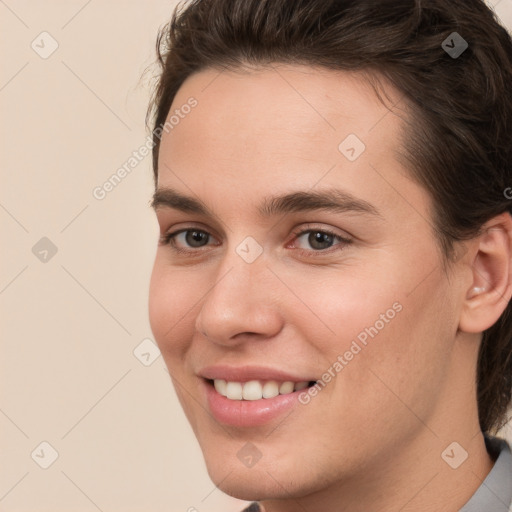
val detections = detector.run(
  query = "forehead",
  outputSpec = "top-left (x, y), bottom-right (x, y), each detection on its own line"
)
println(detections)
top-left (165, 64), bottom-right (403, 157)
top-left (156, 64), bottom-right (429, 227)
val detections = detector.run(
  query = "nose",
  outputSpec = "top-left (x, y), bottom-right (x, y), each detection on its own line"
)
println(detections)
top-left (195, 250), bottom-right (283, 347)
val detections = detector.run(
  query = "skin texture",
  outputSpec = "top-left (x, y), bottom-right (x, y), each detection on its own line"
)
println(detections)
top-left (148, 64), bottom-right (512, 512)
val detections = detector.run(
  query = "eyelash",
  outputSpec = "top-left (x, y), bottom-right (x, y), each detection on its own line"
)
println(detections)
top-left (158, 224), bottom-right (353, 258)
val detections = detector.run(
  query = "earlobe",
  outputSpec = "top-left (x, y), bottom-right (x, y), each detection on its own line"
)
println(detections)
top-left (459, 212), bottom-right (512, 334)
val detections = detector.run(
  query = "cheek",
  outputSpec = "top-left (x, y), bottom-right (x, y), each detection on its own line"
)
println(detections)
top-left (148, 257), bottom-right (201, 359)
top-left (302, 263), bottom-right (455, 400)
top-left (324, 275), bottom-right (455, 436)
top-left (290, 268), bottom-right (402, 357)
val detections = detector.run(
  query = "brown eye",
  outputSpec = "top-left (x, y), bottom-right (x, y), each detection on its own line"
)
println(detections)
top-left (183, 230), bottom-right (209, 247)
top-left (291, 226), bottom-right (352, 255)
top-left (159, 229), bottom-right (214, 251)
top-left (303, 231), bottom-right (336, 250)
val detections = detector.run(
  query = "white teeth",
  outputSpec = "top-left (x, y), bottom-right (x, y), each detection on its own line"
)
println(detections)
top-left (279, 381), bottom-right (294, 394)
top-left (214, 379), bottom-right (227, 397)
top-left (262, 380), bottom-right (280, 398)
top-left (213, 379), bottom-right (310, 401)
top-left (242, 380), bottom-right (263, 401)
top-left (226, 382), bottom-right (243, 400)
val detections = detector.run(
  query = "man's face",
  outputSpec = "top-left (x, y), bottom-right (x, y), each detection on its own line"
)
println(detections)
top-left (149, 65), bottom-right (463, 500)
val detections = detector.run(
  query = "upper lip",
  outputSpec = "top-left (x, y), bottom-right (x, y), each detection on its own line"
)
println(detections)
top-left (198, 365), bottom-right (316, 383)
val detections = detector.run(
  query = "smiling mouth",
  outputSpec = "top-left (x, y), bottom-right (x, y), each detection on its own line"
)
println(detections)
top-left (206, 378), bottom-right (317, 401)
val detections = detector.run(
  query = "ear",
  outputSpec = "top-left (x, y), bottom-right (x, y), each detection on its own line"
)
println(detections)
top-left (459, 212), bottom-right (512, 333)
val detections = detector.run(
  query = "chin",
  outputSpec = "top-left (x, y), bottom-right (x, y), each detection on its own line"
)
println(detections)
top-left (205, 464), bottom-right (292, 501)
top-left (200, 443), bottom-right (326, 501)
top-left (209, 472), bottom-right (270, 502)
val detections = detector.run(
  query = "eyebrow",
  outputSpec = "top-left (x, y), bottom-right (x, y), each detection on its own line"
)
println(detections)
top-left (150, 186), bottom-right (382, 219)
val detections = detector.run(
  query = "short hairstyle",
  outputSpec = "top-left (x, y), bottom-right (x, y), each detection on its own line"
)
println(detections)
top-left (146, 0), bottom-right (512, 434)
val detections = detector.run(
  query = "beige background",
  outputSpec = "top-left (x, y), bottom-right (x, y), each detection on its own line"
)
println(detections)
top-left (1, 1), bottom-right (512, 511)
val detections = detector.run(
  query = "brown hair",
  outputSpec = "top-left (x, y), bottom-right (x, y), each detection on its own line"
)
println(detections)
top-left (146, 0), bottom-right (512, 434)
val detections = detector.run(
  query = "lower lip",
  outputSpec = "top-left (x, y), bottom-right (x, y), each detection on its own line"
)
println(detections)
top-left (203, 380), bottom-right (306, 427)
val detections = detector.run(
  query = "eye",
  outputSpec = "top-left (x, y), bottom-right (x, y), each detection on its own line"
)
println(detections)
top-left (158, 228), bottom-right (216, 253)
top-left (289, 225), bottom-right (352, 256)
top-left (159, 224), bottom-right (352, 257)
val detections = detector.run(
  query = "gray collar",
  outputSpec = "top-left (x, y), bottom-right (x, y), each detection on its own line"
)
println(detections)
top-left (459, 435), bottom-right (512, 511)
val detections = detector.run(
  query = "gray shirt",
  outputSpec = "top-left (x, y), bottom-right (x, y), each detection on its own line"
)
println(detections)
top-left (241, 435), bottom-right (512, 512)
top-left (460, 435), bottom-right (512, 511)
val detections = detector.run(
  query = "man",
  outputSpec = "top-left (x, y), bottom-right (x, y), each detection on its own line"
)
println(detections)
top-left (147, 1), bottom-right (512, 510)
